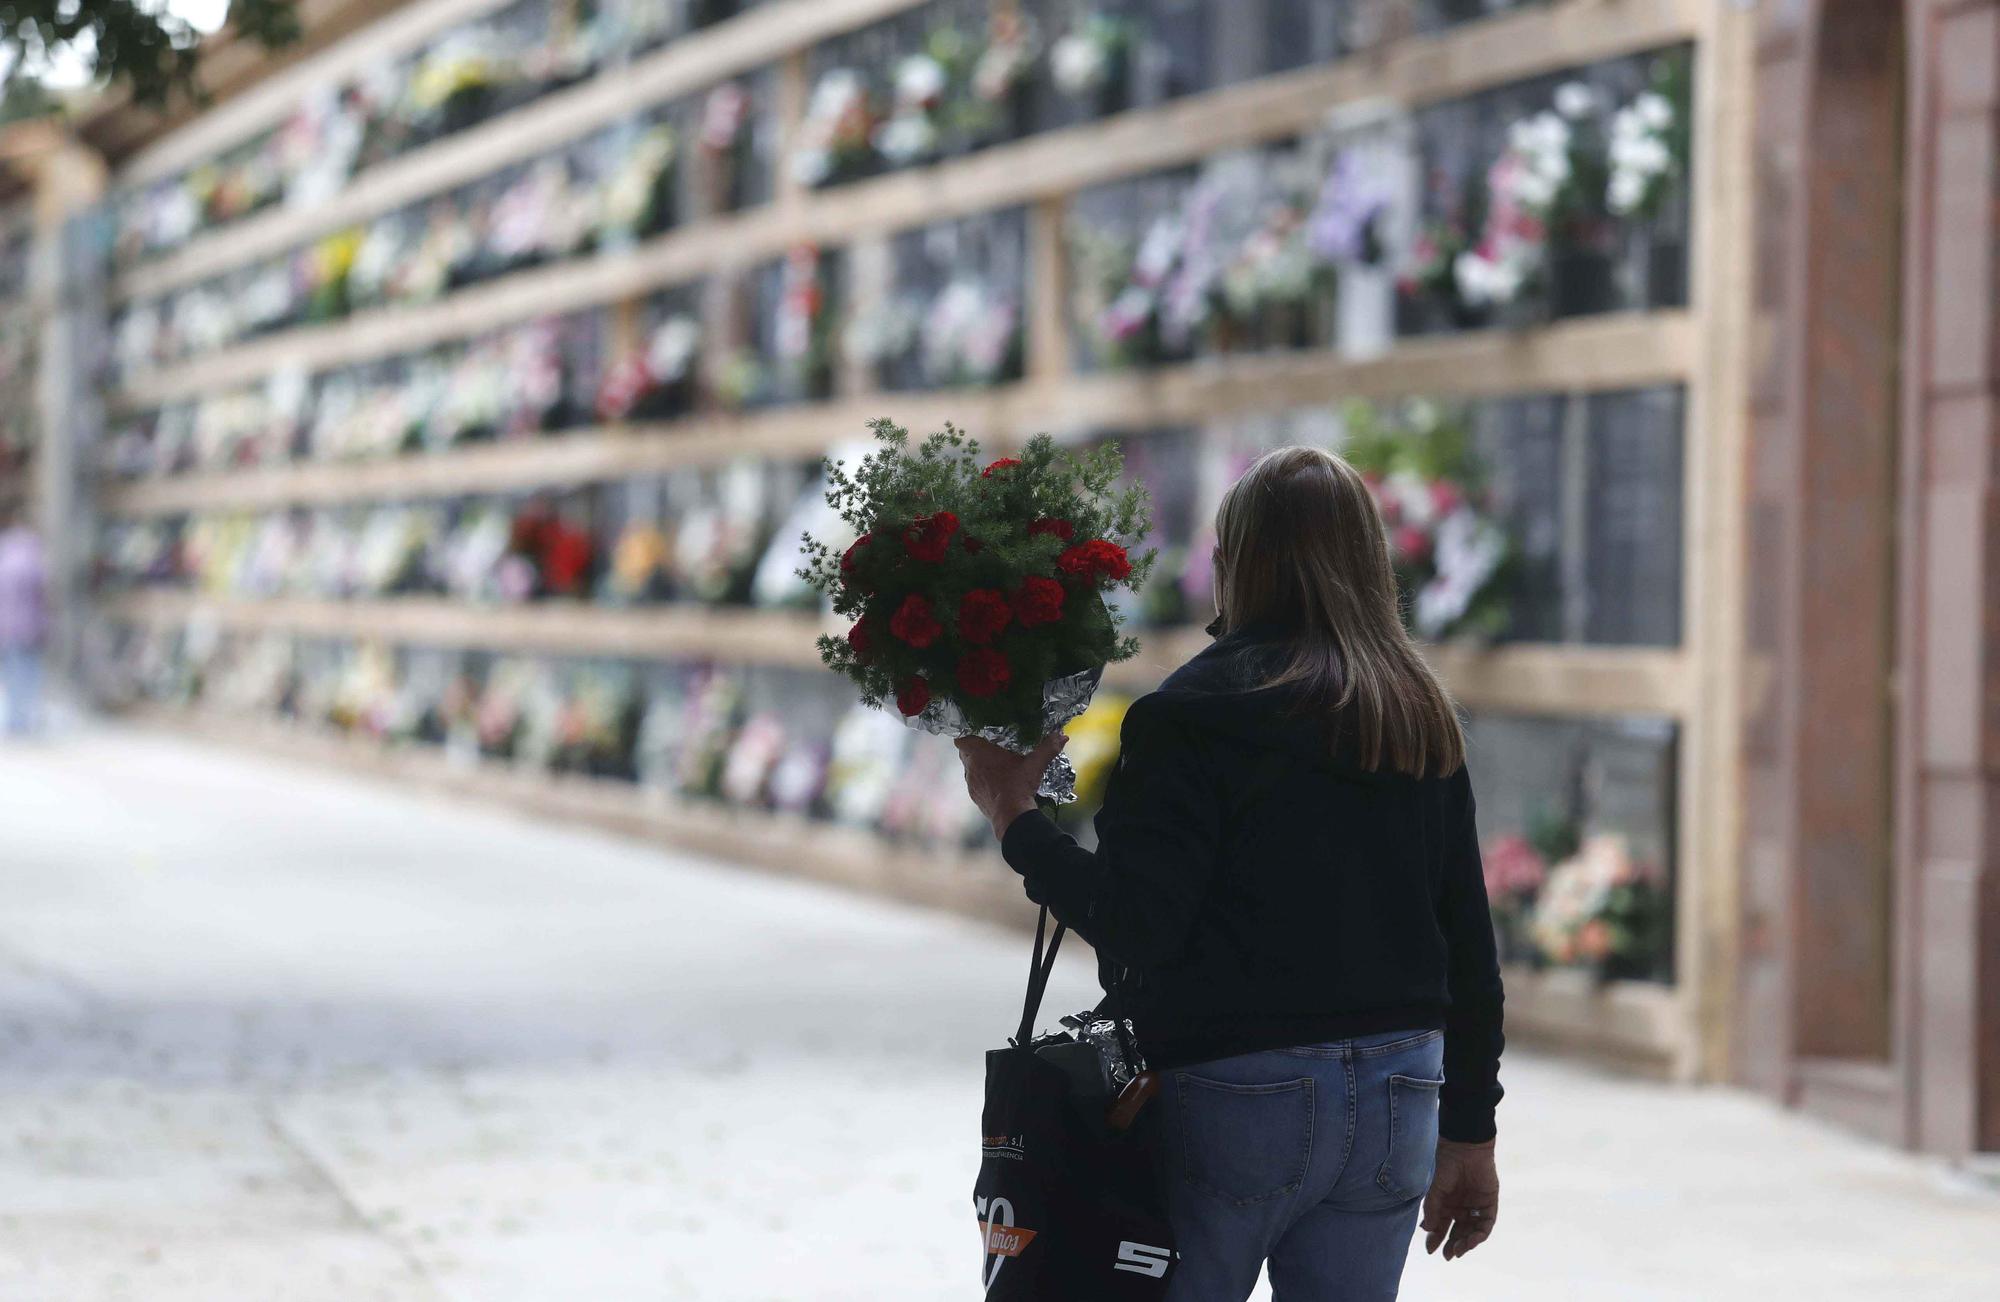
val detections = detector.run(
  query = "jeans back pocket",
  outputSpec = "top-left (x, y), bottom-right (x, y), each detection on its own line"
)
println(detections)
top-left (1374, 1073), bottom-right (1443, 1200)
top-left (1175, 1073), bottom-right (1314, 1206)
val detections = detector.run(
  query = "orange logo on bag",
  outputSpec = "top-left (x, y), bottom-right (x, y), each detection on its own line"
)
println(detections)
top-left (983, 1223), bottom-right (1038, 1258)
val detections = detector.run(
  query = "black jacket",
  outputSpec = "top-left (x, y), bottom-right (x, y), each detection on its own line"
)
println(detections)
top-left (1000, 626), bottom-right (1506, 1143)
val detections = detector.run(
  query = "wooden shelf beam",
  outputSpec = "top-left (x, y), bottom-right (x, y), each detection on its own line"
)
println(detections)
top-left (98, 311), bottom-right (1695, 518)
top-left (101, 590), bottom-right (1693, 719)
top-left (109, 0), bottom-right (1704, 407)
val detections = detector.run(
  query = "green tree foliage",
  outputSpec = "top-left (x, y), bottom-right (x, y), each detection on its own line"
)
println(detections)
top-left (2, 1), bottom-right (300, 109)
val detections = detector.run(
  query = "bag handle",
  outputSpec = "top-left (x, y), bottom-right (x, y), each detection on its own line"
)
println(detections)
top-left (1012, 905), bottom-right (1066, 1048)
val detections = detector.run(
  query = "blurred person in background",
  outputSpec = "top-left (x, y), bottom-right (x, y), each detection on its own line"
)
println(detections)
top-left (0, 504), bottom-right (50, 737)
top-left (959, 446), bottom-right (1504, 1301)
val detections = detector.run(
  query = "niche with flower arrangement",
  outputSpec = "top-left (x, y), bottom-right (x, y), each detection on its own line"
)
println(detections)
top-left (845, 209), bottom-right (1029, 392)
top-left (1399, 46), bottom-right (1693, 333)
top-left (1465, 711), bottom-right (1678, 984)
top-left (595, 285), bottom-right (708, 425)
top-left (687, 246), bottom-right (845, 410)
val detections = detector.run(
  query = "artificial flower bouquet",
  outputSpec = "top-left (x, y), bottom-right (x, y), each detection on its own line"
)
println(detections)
top-left (801, 419), bottom-right (1153, 801)
top-left (1529, 833), bottom-right (1671, 983)
top-left (1339, 398), bottom-right (1511, 642)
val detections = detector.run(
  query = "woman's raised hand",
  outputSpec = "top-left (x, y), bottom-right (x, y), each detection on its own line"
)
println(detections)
top-left (955, 732), bottom-right (1069, 839)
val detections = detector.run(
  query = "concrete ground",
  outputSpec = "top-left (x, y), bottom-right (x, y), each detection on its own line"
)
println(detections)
top-left (1, 727), bottom-right (1996, 1301)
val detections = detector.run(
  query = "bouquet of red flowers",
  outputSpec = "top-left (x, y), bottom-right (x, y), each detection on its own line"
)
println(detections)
top-left (801, 419), bottom-right (1153, 800)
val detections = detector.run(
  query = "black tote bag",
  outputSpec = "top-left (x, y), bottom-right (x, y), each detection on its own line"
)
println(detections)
top-left (974, 908), bottom-right (1178, 1297)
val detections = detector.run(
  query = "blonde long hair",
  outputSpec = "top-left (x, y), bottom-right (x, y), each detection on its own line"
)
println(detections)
top-left (1212, 445), bottom-right (1465, 777)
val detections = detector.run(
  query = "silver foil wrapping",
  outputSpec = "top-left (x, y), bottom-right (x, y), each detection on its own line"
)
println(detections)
top-left (1059, 1009), bottom-right (1146, 1091)
top-left (900, 665), bottom-right (1103, 804)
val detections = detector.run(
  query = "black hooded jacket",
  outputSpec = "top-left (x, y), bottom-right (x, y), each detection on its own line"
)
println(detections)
top-left (1000, 625), bottom-right (1506, 1143)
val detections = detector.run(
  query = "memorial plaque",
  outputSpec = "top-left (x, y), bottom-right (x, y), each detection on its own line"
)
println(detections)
top-left (1475, 395), bottom-right (1565, 642)
top-left (1137, 0), bottom-right (1216, 105)
top-left (1584, 387), bottom-right (1684, 646)
top-left (1261, 1), bottom-right (1349, 75)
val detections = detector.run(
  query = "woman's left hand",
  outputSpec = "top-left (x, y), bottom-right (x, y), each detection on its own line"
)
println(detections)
top-left (955, 732), bottom-right (1069, 840)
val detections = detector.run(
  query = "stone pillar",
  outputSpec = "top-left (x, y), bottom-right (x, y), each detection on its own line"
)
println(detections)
top-left (1736, 0), bottom-right (1905, 1105)
top-left (5, 127), bottom-right (107, 701)
top-left (1899, 0), bottom-right (2000, 1159)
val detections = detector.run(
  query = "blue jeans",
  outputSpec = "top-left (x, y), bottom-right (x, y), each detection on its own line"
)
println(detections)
top-left (2, 646), bottom-right (41, 736)
top-left (1158, 1028), bottom-right (1445, 1301)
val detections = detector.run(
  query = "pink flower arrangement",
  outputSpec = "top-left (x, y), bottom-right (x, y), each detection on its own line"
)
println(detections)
top-left (1482, 834), bottom-right (1547, 904)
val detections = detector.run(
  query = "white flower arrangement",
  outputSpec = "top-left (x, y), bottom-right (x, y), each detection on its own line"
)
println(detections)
top-left (1607, 90), bottom-right (1678, 217)
top-left (1552, 80), bottom-right (1599, 121)
top-left (842, 295), bottom-right (923, 368)
top-left (873, 112), bottom-right (939, 168)
top-left (893, 52), bottom-right (947, 108)
top-left (919, 278), bottom-right (1020, 384)
top-left (645, 314), bottom-right (702, 385)
top-left (1500, 110), bottom-right (1573, 211)
top-left (1227, 217), bottom-right (1317, 312)
top-left (1452, 110), bottom-right (1572, 310)
top-left (873, 54), bottom-right (948, 167)
top-left (1131, 211), bottom-right (1185, 288)
top-left (1413, 507), bottom-right (1507, 639)
top-left (972, 19), bottom-right (1036, 103)
top-left (790, 69), bottom-right (873, 188)
top-left (601, 125), bottom-right (677, 237)
top-left (1050, 13), bottom-right (1127, 97)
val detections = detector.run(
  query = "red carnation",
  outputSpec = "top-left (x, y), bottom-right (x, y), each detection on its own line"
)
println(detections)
top-left (957, 588), bottom-right (1013, 645)
top-left (509, 506), bottom-right (555, 555)
top-left (1027, 517), bottom-right (1075, 542)
top-left (903, 511), bottom-right (960, 562)
top-left (982, 458), bottom-right (1022, 478)
top-left (840, 533), bottom-right (874, 586)
top-left (846, 618), bottom-right (873, 662)
top-left (1013, 575), bottom-right (1066, 628)
top-left (895, 676), bottom-right (932, 717)
top-left (1056, 539), bottom-right (1132, 583)
top-left (889, 593), bottom-right (943, 648)
top-left (955, 647), bottom-right (1013, 699)
top-left (541, 524), bottom-right (594, 595)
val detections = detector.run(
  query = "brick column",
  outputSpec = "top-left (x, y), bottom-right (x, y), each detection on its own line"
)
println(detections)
top-left (1900, 0), bottom-right (2000, 1158)
top-left (1736, 0), bottom-right (1906, 1105)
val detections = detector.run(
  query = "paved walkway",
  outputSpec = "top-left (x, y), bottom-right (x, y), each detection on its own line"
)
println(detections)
top-left (1, 727), bottom-right (1996, 1300)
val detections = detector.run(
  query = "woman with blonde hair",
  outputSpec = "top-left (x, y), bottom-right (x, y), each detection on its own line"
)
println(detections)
top-left (958, 445), bottom-right (1504, 1300)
